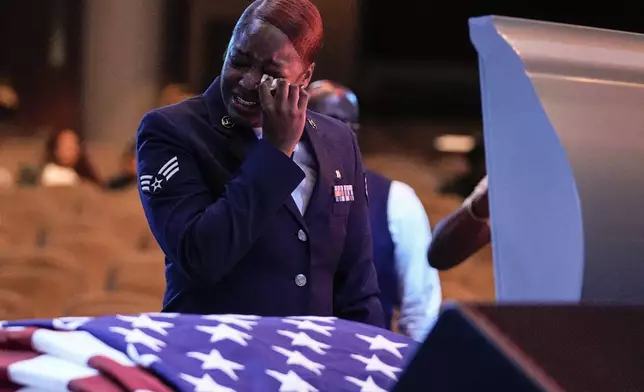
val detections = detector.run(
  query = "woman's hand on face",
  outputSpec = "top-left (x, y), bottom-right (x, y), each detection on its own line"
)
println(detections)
top-left (258, 76), bottom-right (309, 156)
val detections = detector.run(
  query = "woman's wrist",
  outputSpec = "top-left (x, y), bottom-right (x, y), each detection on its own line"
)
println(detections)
top-left (467, 196), bottom-right (489, 222)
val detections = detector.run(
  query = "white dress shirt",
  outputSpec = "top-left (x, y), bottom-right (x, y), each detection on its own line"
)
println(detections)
top-left (253, 129), bottom-right (317, 215)
top-left (40, 163), bottom-right (79, 187)
top-left (0, 167), bottom-right (13, 188)
top-left (388, 180), bottom-right (442, 341)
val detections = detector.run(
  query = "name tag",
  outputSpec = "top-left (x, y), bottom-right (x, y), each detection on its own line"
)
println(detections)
top-left (334, 185), bottom-right (354, 202)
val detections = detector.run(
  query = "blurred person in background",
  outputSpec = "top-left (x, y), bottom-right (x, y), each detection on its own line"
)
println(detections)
top-left (0, 77), bottom-right (19, 126)
top-left (19, 127), bottom-right (102, 188)
top-left (428, 134), bottom-right (490, 270)
top-left (0, 141), bottom-right (13, 189)
top-left (0, 77), bottom-right (18, 188)
top-left (136, 0), bottom-right (383, 326)
top-left (106, 140), bottom-right (137, 191)
top-left (428, 174), bottom-right (490, 270)
top-left (439, 136), bottom-right (486, 198)
top-left (308, 79), bottom-right (442, 341)
top-left (159, 83), bottom-right (195, 107)
top-left (0, 76), bottom-right (19, 187)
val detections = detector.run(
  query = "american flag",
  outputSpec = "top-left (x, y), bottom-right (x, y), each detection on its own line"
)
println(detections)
top-left (0, 313), bottom-right (418, 391)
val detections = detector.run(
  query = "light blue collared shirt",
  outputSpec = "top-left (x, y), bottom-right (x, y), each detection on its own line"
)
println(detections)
top-left (387, 180), bottom-right (442, 341)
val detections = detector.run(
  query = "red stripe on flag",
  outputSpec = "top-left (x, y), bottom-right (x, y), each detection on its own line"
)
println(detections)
top-left (88, 355), bottom-right (173, 392)
top-left (0, 328), bottom-right (170, 391)
top-left (0, 349), bottom-right (39, 384)
top-left (0, 328), bottom-right (38, 351)
top-left (68, 373), bottom-right (128, 392)
top-left (0, 328), bottom-right (41, 391)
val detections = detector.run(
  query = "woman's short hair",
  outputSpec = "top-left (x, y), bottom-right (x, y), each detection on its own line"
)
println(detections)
top-left (235, 0), bottom-right (324, 65)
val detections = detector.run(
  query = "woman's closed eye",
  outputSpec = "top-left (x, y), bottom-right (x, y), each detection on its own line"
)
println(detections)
top-left (230, 57), bottom-right (250, 67)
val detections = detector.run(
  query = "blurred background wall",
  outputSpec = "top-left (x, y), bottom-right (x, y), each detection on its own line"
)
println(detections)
top-left (4, 1), bottom-right (642, 141)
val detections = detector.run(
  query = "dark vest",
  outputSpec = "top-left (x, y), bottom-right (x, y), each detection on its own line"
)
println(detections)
top-left (365, 170), bottom-right (398, 329)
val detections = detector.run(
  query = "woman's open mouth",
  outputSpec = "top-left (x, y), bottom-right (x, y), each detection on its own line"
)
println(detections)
top-left (233, 95), bottom-right (259, 112)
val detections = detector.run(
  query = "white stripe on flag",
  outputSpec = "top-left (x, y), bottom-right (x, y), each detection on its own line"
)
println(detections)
top-left (8, 354), bottom-right (99, 391)
top-left (32, 329), bottom-right (135, 367)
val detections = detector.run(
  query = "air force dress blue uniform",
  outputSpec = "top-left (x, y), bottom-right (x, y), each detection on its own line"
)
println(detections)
top-left (136, 77), bottom-right (384, 327)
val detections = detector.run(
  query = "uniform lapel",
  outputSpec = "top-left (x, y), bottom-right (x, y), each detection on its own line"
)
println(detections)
top-left (283, 194), bottom-right (308, 231)
top-left (303, 117), bottom-right (333, 224)
top-left (203, 78), bottom-right (318, 231)
top-left (282, 121), bottom-right (318, 233)
top-left (203, 77), bottom-right (257, 164)
top-left (226, 126), bottom-right (258, 162)
top-left (283, 116), bottom-right (333, 233)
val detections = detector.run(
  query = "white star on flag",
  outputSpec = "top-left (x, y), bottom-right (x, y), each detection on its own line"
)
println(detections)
top-left (286, 316), bottom-right (337, 324)
top-left (351, 354), bottom-right (402, 380)
top-left (196, 324), bottom-right (252, 346)
top-left (126, 343), bottom-right (160, 367)
top-left (117, 314), bottom-right (174, 336)
top-left (282, 319), bottom-right (335, 337)
top-left (202, 314), bottom-right (260, 331)
top-left (109, 327), bottom-right (166, 352)
top-left (187, 349), bottom-right (245, 381)
top-left (52, 317), bottom-right (93, 330)
top-left (277, 330), bottom-right (331, 355)
top-left (180, 373), bottom-right (235, 392)
top-left (266, 369), bottom-right (318, 392)
top-left (345, 375), bottom-right (388, 392)
top-left (272, 346), bottom-right (326, 376)
top-left (355, 334), bottom-right (408, 359)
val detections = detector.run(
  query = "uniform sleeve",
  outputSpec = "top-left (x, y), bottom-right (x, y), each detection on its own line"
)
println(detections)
top-left (387, 181), bottom-right (442, 341)
top-left (333, 131), bottom-right (384, 327)
top-left (137, 111), bottom-right (305, 286)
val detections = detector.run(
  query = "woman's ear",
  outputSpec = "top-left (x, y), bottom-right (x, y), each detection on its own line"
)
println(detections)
top-left (299, 62), bottom-right (316, 89)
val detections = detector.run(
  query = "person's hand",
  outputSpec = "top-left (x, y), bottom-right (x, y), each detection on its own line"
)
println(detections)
top-left (470, 189), bottom-right (489, 220)
top-left (259, 76), bottom-right (309, 156)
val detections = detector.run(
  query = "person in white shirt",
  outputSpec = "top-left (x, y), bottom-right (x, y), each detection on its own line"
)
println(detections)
top-left (428, 175), bottom-right (491, 270)
top-left (40, 128), bottom-right (102, 187)
top-left (308, 80), bottom-right (442, 341)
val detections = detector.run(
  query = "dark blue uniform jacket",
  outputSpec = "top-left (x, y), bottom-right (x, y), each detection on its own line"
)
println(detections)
top-left (136, 77), bottom-right (384, 327)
